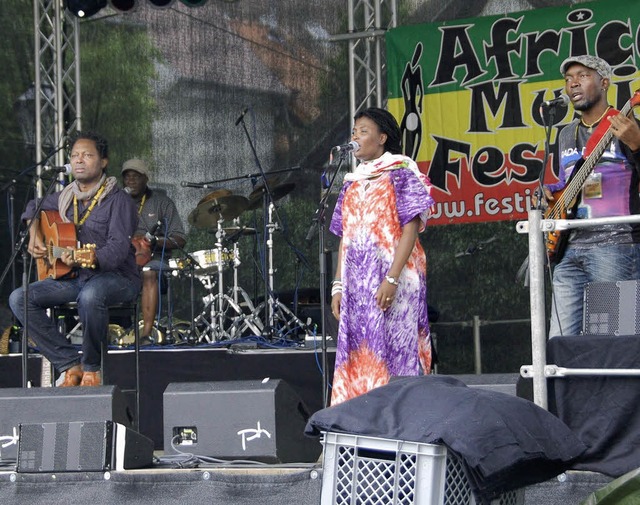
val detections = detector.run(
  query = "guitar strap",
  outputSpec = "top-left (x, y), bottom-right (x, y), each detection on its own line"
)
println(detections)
top-left (73, 181), bottom-right (107, 226)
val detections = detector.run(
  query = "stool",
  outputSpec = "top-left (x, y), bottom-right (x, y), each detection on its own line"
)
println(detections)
top-left (53, 301), bottom-right (141, 429)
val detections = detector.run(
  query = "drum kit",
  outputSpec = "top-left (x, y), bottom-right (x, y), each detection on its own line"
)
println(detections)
top-left (156, 176), bottom-right (308, 344)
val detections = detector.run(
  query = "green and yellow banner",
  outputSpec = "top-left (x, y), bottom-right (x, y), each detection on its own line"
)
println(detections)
top-left (387, 0), bottom-right (640, 225)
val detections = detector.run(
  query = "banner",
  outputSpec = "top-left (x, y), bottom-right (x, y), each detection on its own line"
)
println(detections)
top-left (386, 0), bottom-right (640, 225)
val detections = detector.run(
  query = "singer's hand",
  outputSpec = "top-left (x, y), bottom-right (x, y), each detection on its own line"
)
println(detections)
top-left (331, 293), bottom-right (342, 320)
top-left (376, 282), bottom-right (397, 312)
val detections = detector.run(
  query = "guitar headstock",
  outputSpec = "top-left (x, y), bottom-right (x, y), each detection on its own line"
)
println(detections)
top-left (74, 244), bottom-right (97, 269)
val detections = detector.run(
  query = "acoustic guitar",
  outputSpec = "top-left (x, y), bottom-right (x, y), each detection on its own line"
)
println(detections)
top-left (37, 210), bottom-right (96, 280)
top-left (545, 90), bottom-right (640, 264)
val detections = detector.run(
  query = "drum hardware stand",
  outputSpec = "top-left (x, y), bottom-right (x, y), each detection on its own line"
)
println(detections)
top-left (194, 219), bottom-right (248, 343)
top-left (251, 201), bottom-right (309, 340)
top-left (158, 243), bottom-right (202, 345)
top-left (225, 219), bottom-right (263, 338)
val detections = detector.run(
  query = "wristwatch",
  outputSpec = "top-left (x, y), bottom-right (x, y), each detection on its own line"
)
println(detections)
top-left (385, 275), bottom-right (399, 286)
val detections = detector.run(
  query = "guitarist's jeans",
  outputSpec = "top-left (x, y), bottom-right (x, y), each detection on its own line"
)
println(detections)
top-left (549, 243), bottom-right (637, 338)
top-left (9, 272), bottom-right (139, 373)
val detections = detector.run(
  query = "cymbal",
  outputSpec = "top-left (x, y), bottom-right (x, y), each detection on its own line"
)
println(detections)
top-left (197, 189), bottom-right (233, 206)
top-left (188, 195), bottom-right (249, 228)
top-left (247, 182), bottom-right (296, 210)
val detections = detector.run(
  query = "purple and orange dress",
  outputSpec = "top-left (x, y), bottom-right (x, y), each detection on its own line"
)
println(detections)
top-left (329, 152), bottom-right (435, 405)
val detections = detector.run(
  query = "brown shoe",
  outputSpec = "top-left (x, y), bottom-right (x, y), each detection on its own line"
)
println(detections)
top-left (60, 365), bottom-right (83, 387)
top-left (80, 370), bottom-right (102, 387)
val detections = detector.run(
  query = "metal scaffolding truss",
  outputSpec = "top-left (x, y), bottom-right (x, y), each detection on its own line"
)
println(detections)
top-left (33, 0), bottom-right (81, 194)
top-left (332, 0), bottom-right (396, 123)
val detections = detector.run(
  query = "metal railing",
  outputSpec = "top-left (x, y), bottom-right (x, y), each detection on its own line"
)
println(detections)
top-left (431, 316), bottom-right (530, 374)
top-left (516, 211), bottom-right (640, 409)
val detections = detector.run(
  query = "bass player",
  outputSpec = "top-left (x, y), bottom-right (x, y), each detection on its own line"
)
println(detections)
top-left (540, 55), bottom-right (640, 337)
top-left (9, 131), bottom-right (140, 386)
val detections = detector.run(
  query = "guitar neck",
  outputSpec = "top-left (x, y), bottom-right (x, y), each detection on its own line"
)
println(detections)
top-left (49, 245), bottom-right (78, 260)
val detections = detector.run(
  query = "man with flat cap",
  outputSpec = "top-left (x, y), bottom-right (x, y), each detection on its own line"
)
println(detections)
top-left (122, 158), bottom-right (187, 342)
top-left (540, 55), bottom-right (640, 337)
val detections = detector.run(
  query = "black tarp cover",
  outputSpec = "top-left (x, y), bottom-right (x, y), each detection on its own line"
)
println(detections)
top-left (306, 375), bottom-right (586, 502)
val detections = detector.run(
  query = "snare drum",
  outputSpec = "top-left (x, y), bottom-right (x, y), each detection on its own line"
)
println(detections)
top-left (191, 248), bottom-right (233, 273)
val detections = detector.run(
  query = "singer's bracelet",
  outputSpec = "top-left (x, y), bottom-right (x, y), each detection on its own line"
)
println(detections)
top-left (331, 285), bottom-right (343, 297)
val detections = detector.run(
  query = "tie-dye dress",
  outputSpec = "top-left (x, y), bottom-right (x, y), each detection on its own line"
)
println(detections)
top-left (329, 156), bottom-right (435, 405)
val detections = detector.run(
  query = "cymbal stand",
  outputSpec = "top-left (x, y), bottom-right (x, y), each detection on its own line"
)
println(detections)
top-left (252, 202), bottom-right (308, 340)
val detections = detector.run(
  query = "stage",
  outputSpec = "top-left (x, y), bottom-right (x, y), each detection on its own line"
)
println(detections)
top-left (0, 343), bottom-right (336, 450)
top-left (0, 347), bottom-right (620, 504)
top-left (0, 456), bottom-right (613, 504)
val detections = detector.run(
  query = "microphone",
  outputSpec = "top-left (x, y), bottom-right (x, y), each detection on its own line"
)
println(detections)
top-left (180, 181), bottom-right (215, 188)
top-left (145, 220), bottom-right (163, 244)
top-left (235, 107), bottom-right (249, 126)
top-left (44, 164), bottom-right (72, 175)
top-left (123, 186), bottom-right (133, 194)
top-left (334, 140), bottom-right (360, 153)
top-left (542, 94), bottom-right (570, 107)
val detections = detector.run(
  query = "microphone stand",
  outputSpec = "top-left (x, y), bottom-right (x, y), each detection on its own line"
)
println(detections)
top-left (306, 150), bottom-right (350, 408)
top-left (180, 166), bottom-right (300, 189)
top-left (0, 145), bottom-right (70, 386)
top-left (537, 103), bottom-right (559, 212)
top-left (1, 178), bottom-right (19, 304)
top-left (4, 174), bottom-right (63, 387)
top-left (236, 109), bottom-right (296, 340)
top-left (0, 145), bottom-right (66, 294)
top-left (517, 103), bottom-right (559, 286)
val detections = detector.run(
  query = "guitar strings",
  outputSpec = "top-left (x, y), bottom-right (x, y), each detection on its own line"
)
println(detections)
top-left (548, 102), bottom-right (633, 220)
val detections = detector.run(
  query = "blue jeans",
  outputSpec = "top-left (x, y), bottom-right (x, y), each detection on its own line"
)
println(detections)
top-left (9, 273), bottom-right (139, 373)
top-left (549, 243), bottom-right (636, 337)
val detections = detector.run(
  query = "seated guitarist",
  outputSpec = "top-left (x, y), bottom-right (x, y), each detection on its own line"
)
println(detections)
top-left (9, 131), bottom-right (140, 386)
top-left (122, 158), bottom-right (186, 342)
top-left (541, 55), bottom-right (640, 337)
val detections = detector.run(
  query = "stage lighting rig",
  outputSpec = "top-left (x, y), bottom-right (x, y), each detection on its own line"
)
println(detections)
top-left (148, 0), bottom-right (175, 7)
top-left (66, 0), bottom-right (107, 18)
top-left (108, 0), bottom-right (209, 12)
top-left (109, 0), bottom-right (137, 12)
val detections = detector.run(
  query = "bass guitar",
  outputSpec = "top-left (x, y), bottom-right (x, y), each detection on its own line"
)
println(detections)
top-left (545, 90), bottom-right (640, 264)
top-left (37, 210), bottom-right (96, 280)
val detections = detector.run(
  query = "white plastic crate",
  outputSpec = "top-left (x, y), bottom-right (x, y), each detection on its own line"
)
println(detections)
top-left (321, 432), bottom-right (524, 505)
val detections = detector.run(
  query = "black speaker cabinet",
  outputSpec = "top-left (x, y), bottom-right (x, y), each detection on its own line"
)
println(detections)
top-left (583, 280), bottom-right (640, 335)
top-left (163, 379), bottom-right (322, 463)
top-left (0, 386), bottom-right (133, 463)
top-left (17, 420), bottom-right (153, 472)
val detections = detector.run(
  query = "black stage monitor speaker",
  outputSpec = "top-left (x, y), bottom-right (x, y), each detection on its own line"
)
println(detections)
top-left (17, 420), bottom-right (153, 472)
top-left (0, 386), bottom-right (133, 464)
top-left (163, 379), bottom-right (322, 463)
top-left (584, 280), bottom-right (640, 335)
